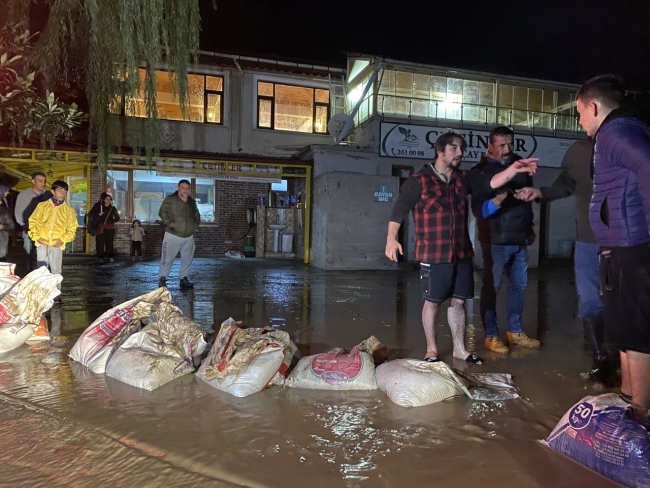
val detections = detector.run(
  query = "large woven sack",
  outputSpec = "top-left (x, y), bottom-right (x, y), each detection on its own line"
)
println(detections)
top-left (375, 359), bottom-right (471, 407)
top-left (543, 393), bottom-right (650, 488)
top-left (197, 318), bottom-right (297, 397)
top-left (285, 346), bottom-right (378, 390)
top-left (105, 302), bottom-right (207, 391)
top-left (69, 287), bottom-right (171, 373)
top-left (0, 267), bottom-right (61, 354)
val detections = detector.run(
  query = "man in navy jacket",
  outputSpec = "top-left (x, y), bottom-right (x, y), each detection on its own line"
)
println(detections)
top-left (577, 74), bottom-right (650, 427)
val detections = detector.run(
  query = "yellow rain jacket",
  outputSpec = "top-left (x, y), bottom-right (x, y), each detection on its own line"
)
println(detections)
top-left (28, 199), bottom-right (79, 246)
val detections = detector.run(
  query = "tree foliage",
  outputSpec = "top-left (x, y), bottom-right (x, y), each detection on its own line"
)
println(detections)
top-left (9, 0), bottom-right (201, 168)
top-left (0, 23), bottom-right (83, 148)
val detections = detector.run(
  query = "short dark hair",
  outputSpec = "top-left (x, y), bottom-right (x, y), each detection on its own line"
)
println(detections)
top-left (132, 219), bottom-right (141, 228)
top-left (434, 131), bottom-right (467, 155)
top-left (489, 126), bottom-right (514, 144)
top-left (577, 74), bottom-right (626, 109)
top-left (31, 172), bottom-right (46, 180)
top-left (178, 179), bottom-right (191, 187)
top-left (51, 180), bottom-right (68, 191)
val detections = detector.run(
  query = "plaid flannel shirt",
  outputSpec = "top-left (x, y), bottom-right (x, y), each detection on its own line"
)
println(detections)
top-left (389, 164), bottom-right (473, 264)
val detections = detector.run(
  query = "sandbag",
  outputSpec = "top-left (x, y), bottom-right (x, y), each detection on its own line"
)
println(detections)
top-left (543, 394), bottom-right (650, 488)
top-left (197, 318), bottom-right (297, 398)
top-left (375, 359), bottom-right (472, 407)
top-left (105, 302), bottom-right (207, 391)
top-left (284, 338), bottom-right (384, 390)
top-left (69, 287), bottom-right (171, 374)
top-left (0, 267), bottom-right (61, 354)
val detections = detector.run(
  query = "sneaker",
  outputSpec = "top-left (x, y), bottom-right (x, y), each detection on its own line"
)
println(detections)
top-left (485, 336), bottom-right (509, 355)
top-left (180, 277), bottom-right (194, 289)
top-left (138, 256), bottom-right (143, 261)
top-left (158, 276), bottom-right (167, 288)
top-left (27, 317), bottom-right (50, 342)
top-left (109, 258), bottom-right (114, 263)
top-left (506, 331), bottom-right (541, 348)
top-left (131, 256), bottom-right (135, 261)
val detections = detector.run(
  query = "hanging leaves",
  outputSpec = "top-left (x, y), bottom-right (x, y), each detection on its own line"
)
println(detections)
top-left (25, 0), bottom-right (201, 168)
top-left (0, 23), bottom-right (83, 148)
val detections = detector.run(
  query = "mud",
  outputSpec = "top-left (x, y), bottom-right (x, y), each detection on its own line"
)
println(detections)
top-left (0, 257), bottom-right (619, 487)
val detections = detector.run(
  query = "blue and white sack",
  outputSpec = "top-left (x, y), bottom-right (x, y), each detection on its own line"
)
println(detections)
top-left (543, 393), bottom-right (650, 488)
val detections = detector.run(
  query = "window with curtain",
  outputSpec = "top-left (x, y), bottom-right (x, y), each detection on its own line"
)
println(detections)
top-left (257, 81), bottom-right (329, 133)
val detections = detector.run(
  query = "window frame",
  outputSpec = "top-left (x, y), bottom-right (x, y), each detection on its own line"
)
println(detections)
top-left (104, 169), bottom-right (219, 225)
top-left (114, 69), bottom-right (227, 125)
top-left (255, 76), bottom-right (331, 134)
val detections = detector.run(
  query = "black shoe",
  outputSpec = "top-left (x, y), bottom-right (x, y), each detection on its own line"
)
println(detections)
top-left (158, 276), bottom-right (167, 288)
top-left (180, 277), bottom-right (194, 288)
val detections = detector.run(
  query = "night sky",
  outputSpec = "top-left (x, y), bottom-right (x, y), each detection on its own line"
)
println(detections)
top-left (200, 0), bottom-right (650, 90)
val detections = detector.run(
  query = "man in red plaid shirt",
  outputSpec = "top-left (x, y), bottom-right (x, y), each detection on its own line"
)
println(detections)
top-left (386, 131), bottom-right (537, 364)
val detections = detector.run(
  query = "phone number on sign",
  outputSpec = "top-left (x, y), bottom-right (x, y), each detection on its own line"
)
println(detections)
top-left (391, 148), bottom-right (425, 157)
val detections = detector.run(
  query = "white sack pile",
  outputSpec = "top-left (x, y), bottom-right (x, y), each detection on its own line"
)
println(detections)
top-left (106, 301), bottom-right (207, 391)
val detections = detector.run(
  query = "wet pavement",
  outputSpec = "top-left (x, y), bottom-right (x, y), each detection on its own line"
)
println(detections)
top-left (0, 255), bottom-right (621, 487)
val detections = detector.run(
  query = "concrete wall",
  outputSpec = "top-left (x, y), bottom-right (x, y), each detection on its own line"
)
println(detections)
top-left (122, 68), bottom-right (334, 158)
top-left (312, 172), bottom-right (399, 270)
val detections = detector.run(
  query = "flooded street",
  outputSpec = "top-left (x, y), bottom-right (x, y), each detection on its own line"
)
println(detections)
top-left (0, 257), bottom-right (619, 487)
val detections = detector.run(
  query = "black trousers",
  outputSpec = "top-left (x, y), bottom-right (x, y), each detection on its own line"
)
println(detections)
top-left (96, 228), bottom-right (115, 258)
top-left (131, 241), bottom-right (142, 257)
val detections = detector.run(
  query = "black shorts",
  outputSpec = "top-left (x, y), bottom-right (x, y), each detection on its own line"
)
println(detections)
top-left (420, 258), bottom-right (475, 303)
top-left (599, 244), bottom-right (650, 354)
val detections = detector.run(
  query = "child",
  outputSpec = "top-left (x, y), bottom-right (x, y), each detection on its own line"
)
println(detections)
top-left (28, 180), bottom-right (78, 287)
top-left (129, 219), bottom-right (145, 260)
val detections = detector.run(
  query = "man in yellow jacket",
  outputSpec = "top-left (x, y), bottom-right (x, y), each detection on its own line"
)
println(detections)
top-left (28, 180), bottom-right (78, 286)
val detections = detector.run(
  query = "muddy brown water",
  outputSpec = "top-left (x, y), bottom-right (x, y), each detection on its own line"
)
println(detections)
top-left (0, 257), bottom-right (620, 487)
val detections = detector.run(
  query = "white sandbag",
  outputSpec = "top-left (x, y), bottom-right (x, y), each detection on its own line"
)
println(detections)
top-left (69, 287), bottom-right (171, 374)
top-left (375, 359), bottom-right (472, 407)
top-left (543, 394), bottom-right (650, 488)
top-left (197, 318), bottom-right (297, 397)
top-left (0, 267), bottom-right (61, 354)
top-left (105, 302), bottom-right (207, 390)
top-left (285, 345), bottom-right (378, 390)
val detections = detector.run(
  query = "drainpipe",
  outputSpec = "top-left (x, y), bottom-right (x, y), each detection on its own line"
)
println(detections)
top-left (336, 58), bottom-right (384, 143)
top-left (234, 59), bottom-right (244, 152)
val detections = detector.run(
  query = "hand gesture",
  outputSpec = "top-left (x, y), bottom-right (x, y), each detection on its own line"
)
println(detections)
top-left (515, 187), bottom-right (542, 202)
top-left (54, 239), bottom-right (64, 248)
top-left (385, 238), bottom-right (403, 262)
top-left (510, 157), bottom-right (538, 175)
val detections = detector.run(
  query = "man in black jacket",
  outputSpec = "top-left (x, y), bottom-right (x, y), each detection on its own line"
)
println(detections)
top-left (516, 140), bottom-right (615, 382)
top-left (471, 126), bottom-right (541, 355)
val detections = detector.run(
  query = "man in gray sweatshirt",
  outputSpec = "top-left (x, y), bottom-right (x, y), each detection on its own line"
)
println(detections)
top-left (14, 172), bottom-right (47, 273)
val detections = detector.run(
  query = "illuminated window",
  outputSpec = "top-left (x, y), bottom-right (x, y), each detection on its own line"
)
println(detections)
top-left (66, 175), bottom-right (87, 227)
top-left (257, 81), bottom-right (329, 133)
top-left (123, 69), bottom-right (224, 124)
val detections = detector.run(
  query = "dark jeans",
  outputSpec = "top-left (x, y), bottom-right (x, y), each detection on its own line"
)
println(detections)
top-left (481, 243), bottom-right (528, 337)
top-left (131, 241), bottom-right (142, 257)
top-left (96, 228), bottom-right (115, 259)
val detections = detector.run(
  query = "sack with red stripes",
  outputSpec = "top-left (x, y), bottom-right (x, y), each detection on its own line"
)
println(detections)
top-left (197, 318), bottom-right (297, 397)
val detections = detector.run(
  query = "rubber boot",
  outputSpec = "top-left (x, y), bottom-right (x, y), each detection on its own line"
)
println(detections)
top-left (583, 316), bottom-right (609, 382)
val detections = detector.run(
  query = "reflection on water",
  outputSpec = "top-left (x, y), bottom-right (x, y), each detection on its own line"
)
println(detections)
top-left (0, 259), bottom-right (621, 487)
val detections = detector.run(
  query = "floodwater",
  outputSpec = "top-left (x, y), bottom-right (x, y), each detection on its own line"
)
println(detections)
top-left (0, 256), bottom-right (621, 487)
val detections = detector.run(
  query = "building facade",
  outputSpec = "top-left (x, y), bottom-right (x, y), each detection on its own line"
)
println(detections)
top-left (0, 52), bottom-right (586, 269)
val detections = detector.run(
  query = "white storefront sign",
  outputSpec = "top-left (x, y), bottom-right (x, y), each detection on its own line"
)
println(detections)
top-left (379, 122), bottom-right (579, 168)
top-left (157, 171), bottom-right (281, 183)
